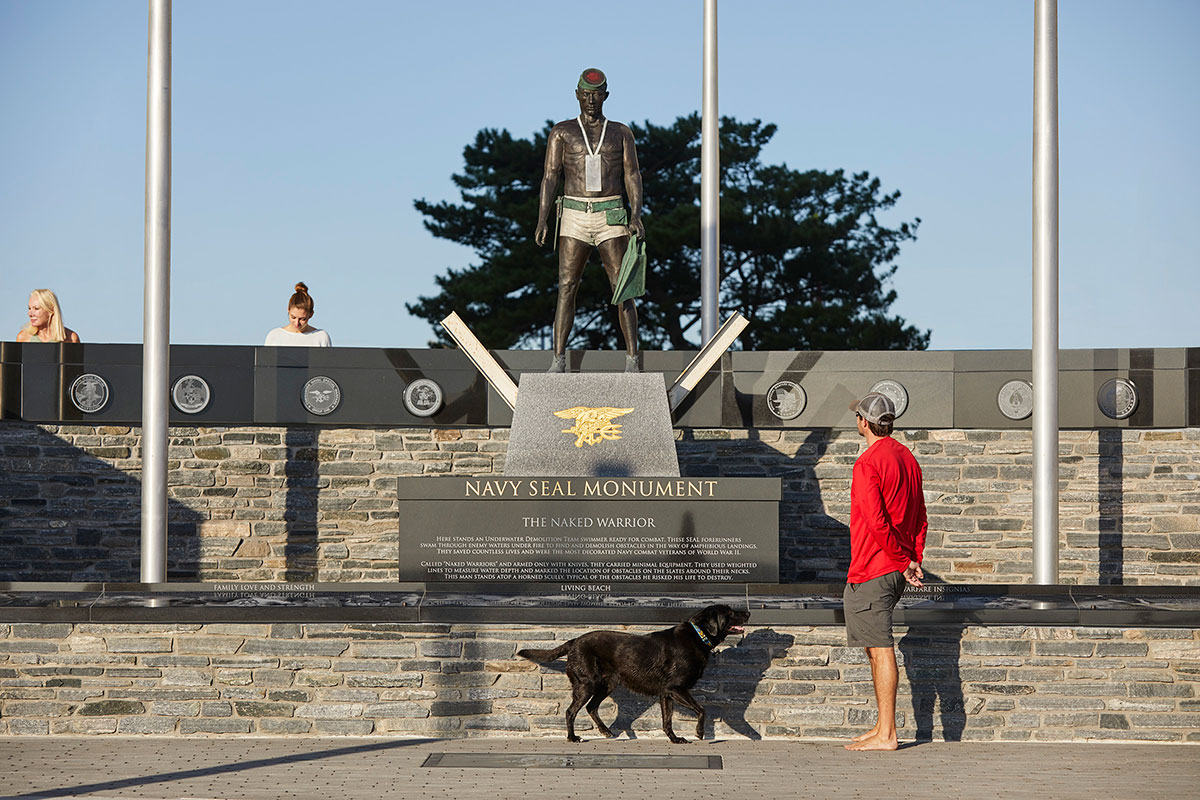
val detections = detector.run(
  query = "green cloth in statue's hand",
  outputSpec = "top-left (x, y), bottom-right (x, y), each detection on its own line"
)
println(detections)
top-left (611, 236), bottom-right (646, 305)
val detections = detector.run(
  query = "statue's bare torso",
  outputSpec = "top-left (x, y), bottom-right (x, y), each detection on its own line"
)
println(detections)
top-left (545, 117), bottom-right (635, 197)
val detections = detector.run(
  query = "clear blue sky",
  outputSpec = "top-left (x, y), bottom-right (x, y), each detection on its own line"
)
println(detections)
top-left (2, 0), bottom-right (1197, 351)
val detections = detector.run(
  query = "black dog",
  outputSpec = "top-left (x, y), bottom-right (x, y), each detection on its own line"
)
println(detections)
top-left (517, 604), bottom-right (750, 743)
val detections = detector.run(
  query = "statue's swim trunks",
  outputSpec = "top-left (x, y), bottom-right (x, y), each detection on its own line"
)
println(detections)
top-left (558, 195), bottom-right (627, 246)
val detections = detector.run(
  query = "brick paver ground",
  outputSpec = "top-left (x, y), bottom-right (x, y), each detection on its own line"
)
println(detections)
top-left (1, 737), bottom-right (1197, 800)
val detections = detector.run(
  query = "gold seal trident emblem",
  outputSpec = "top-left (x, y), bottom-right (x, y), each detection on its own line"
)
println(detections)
top-left (554, 406), bottom-right (634, 448)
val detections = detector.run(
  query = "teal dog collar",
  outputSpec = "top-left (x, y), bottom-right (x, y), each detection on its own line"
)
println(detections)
top-left (689, 620), bottom-right (713, 648)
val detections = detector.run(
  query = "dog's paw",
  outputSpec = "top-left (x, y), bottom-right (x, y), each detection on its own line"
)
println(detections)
top-left (567, 734), bottom-right (583, 743)
top-left (668, 735), bottom-right (688, 744)
top-left (598, 727), bottom-right (616, 739)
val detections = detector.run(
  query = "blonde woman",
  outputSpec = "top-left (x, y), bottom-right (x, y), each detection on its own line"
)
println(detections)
top-left (17, 289), bottom-right (80, 343)
top-left (264, 282), bottom-right (331, 346)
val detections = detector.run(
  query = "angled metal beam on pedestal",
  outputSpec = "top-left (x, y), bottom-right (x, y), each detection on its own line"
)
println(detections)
top-left (668, 312), bottom-right (748, 411)
top-left (440, 312), bottom-right (519, 410)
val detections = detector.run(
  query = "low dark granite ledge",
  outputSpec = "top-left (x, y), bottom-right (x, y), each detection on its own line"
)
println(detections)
top-left (1, 582), bottom-right (1197, 627)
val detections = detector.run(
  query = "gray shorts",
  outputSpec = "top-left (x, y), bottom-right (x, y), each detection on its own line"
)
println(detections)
top-left (843, 571), bottom-right (906, 649)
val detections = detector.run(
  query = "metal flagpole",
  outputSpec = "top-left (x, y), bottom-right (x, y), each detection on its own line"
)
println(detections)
top-left (141, 0), bottom-right (172, 584)
top-left (1032, 0), bottom-right (1059, 584)
top-left (700, 0), bottom-right (719, 344)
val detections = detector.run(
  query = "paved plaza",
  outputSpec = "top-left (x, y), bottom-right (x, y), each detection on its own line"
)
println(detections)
top-left (1, 737), bottom-right (1197, 800)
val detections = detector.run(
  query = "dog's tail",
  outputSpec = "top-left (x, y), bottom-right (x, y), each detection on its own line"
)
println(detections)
top-left (517, 641), bottom-right (571, 662)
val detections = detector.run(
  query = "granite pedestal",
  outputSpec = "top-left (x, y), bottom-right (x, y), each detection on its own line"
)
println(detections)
top-left (505, 372), bottom-right (679, 477)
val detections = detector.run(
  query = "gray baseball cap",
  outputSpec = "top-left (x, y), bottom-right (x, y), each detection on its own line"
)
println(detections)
top-left (849, 392), bottom-right (896, 424)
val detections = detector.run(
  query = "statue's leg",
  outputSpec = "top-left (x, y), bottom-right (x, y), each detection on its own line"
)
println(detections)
top-left (551, 238), bottom-right (592, 370)
top-left (597, 236), bottom-right (638, 362)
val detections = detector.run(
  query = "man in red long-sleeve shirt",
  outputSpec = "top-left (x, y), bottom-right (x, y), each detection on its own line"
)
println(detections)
top-left (843, 392), bottom-right (927, 752)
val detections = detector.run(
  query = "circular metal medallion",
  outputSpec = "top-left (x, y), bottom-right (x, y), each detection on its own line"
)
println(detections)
top-left (997, 379), bottom-right (1033, 421)
top-left (69, 373), bottom-right (110, 413)
top-left (403, 378), bottom-right (444, 418)
top-left (869, 379), bottom-right (909, 418)
top-left (302, 376), bottom-right (342, 416)
top-left (766, 380), bottom-right (806, 420)
top-left (1097, 378), bottom-right (1138, 420)
top-left (171, 375), bottom-right (211, 414)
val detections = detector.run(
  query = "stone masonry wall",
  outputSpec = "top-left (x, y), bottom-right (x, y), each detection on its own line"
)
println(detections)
top-left (1, 423), bottom-right (1198, 584)
top-left (0, 622), bottom-right (1197, 742)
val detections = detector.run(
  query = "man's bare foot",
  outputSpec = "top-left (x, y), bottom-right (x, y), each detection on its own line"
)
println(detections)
top-left (851, 726), bottom-right (879, 742)
top-left (844, 734), bottom-right (898, 751)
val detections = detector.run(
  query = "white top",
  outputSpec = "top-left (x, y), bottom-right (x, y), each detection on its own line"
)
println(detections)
top-left (264, 327), bottom-right (332, 347)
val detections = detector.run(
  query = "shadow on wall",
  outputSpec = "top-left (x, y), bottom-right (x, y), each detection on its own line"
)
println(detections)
top-left (283, 427), bottom-right (320, 582)
top-left (1098, 429), bottom-right (1124, 585)
top-left (896, 568), bottom-right (967, 743)
top-left (897, 624), bottom-right (968, 742)
top-left (0, 424), bottom-right (204, 581)
top-left (700, 628), bottom-right (796, 739)
top-left (677, 427), bottom-right (850, 581)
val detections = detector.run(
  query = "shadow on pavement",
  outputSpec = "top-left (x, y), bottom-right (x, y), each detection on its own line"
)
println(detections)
top-left (10, 738), bottom-right (440, 800)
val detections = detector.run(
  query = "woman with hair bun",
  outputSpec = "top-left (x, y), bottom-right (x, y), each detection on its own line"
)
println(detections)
top-left (17, 289), bottom-right (80, 343)
top-left (264, 282), bottom-right (332, 346)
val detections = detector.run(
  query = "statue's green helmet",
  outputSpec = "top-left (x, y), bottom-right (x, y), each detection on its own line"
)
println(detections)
top-left (578, 68), bottom-right (607, 92)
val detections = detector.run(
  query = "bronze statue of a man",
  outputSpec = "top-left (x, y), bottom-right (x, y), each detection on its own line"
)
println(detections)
top-left (535, 68), bottom-right (645, 373)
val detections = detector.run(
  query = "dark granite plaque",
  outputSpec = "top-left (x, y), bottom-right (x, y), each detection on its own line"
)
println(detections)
top-left (398, 477), bottom-right (780, 584)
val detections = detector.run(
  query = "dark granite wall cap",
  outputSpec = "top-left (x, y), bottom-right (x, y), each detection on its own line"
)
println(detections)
top-left (171, 344), bottom-right (257, 367)
top-left (256, 346), bottom-right (477, 371)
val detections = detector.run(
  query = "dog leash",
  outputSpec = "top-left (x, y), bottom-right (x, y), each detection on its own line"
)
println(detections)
top-left (689, 620), bottom-right (713, 649)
